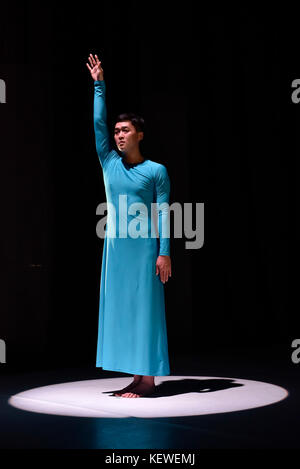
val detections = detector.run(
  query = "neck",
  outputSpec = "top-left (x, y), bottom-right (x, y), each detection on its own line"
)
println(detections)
top-left (122, 148), bottom-right (144, 164)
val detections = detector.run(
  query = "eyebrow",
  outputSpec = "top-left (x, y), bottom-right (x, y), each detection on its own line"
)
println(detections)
top-left (114, 126), bottom-right (130, 131)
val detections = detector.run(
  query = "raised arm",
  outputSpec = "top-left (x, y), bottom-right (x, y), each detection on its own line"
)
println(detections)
top-left (86, 53), bottom-right (111, 168)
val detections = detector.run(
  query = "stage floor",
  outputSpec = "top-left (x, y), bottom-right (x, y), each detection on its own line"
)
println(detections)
top-left (0, 345), bottom-right (299, 449)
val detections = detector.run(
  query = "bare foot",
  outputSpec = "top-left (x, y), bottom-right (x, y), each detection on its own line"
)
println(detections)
top-left (121, 382), bottom-right (156, 398)
top-left (113, 376), bottom-right (142, 396)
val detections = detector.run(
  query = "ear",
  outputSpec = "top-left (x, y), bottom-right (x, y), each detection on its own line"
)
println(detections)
top-left (138, 131), bottom-right (144, 142)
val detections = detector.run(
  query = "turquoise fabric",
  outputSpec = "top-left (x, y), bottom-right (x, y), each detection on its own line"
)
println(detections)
top-left (94, 80), bottom-right (171, 376)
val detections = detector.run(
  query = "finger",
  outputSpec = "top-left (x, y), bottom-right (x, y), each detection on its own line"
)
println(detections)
top-left (88, 55), bottom-right (94, 67)
top-left (89, 53), bottom-right (96, 66)
top-left (95, 54), bottom-right (100, 64)
top-left (86, 63), bottom-right (92, 72)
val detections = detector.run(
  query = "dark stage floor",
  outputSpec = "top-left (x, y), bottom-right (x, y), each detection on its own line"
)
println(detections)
top-left (0, 345), bottom-right (299, 450)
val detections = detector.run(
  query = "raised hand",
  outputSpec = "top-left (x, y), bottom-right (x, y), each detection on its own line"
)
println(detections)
top-left (86, 53), bottom-right (104, 81)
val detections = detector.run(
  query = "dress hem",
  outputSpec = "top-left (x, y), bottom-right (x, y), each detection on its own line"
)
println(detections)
top-left (96, 363), bottom-right (170, 377)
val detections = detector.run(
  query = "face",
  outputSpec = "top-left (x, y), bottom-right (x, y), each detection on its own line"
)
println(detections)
top-left (114, 121), bottom-right (143, 153)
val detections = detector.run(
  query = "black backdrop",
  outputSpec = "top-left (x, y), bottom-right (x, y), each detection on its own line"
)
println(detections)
top-left (0, 3), bottom-right (298, 369)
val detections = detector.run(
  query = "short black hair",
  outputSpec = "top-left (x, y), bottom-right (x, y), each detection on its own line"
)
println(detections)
top-left (114, 112), bottom-right (145, 133)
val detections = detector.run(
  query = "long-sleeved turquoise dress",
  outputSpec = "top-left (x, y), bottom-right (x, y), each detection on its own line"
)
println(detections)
top-left (94, 80), bottom-right (171, 376)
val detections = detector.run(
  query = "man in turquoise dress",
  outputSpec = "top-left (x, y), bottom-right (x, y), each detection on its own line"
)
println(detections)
top-left (87, 54), bottom-right (172, 398)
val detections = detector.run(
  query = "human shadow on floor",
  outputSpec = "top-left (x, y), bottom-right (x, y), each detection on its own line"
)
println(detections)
top-left (151, 378), bottom-right (243, 398)
top-left (103, 378), bottom-right (243, 398)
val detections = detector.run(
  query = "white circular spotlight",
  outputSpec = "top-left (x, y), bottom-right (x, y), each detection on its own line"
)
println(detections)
top-left (8, 376), bottom-right (288, 418)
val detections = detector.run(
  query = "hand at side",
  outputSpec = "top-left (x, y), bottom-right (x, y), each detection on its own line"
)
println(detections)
top-left (156, 255), bottom-right (172, 284)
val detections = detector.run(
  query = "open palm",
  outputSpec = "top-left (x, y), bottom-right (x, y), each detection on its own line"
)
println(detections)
top-left (86, 53), bottom-right (104, 81)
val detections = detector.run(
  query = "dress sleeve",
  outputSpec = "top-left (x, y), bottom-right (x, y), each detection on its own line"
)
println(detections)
top-left (154, 164), bottom-right (171, 256)
top-left (94, 80), bottom-right (111, 169)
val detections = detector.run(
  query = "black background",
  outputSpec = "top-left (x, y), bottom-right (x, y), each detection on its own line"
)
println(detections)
top-left (0, 3), bottom-right (298, 369)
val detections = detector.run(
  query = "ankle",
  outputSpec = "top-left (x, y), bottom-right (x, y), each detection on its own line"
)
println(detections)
top-left (141, 376), bottom-right (155, 386)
